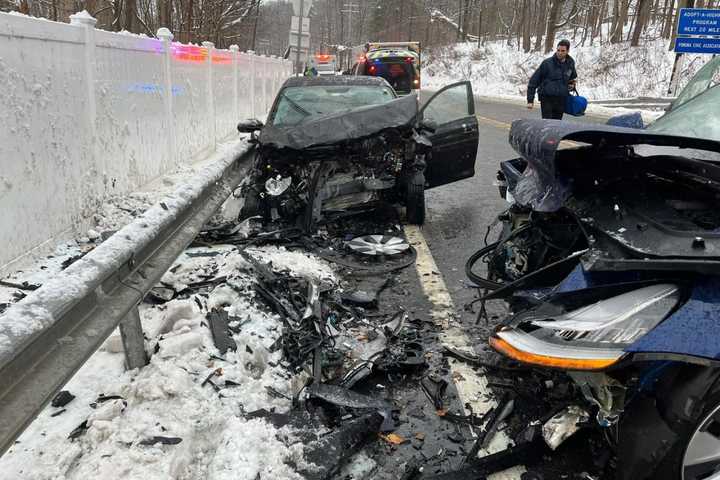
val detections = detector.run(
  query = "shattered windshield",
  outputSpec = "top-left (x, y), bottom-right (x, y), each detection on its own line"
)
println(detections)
top-left (647, 84), bottom-right (720, 142)
top-left (269, 85), bottom-right (396, 126)
top-left (669, 56), bottom-right (720, 111)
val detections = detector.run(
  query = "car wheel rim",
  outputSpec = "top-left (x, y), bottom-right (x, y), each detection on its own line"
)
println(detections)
top-left (347, 235), bottom-right (410, 256)
top-left (683, 402), bottom-right (720, 480)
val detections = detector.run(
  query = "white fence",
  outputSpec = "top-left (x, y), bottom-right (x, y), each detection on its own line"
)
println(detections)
top-left (0, 11), bottom-right (292, 273)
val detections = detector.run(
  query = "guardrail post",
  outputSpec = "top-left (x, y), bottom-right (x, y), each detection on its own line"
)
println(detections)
top-left (119, 306), bottom-right (148, 370)
top-left (202, 41), bottom-right (216, 150)
top-left (230, 44), bottom-right (240, 123)
top-left (248, 50), bottom-right (256, 119)
top-left (157, 27), bottom-right (177, 170)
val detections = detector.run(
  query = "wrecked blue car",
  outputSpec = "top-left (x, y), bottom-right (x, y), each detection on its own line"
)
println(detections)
top-left (470, 114), bottom-right (720, 479)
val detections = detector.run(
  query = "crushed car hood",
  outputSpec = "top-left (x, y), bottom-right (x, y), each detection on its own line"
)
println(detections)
top-left (507, 119), bottom-right (720, 273)
top-left (259, 94), bottom-right (418, 151)
top-left (508, 119), bottom-right (720, 213)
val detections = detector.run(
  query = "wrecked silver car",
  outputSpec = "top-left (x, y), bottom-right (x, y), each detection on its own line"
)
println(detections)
top-left (236, 76), bottom-right (479, 228)
top-left (469, 111), bottom-right (720, 479)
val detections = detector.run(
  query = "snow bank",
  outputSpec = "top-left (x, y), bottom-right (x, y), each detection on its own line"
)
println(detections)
top-left (0, 243), bottom-right (336, 479)
top-left (424, 36), bottom-right (709, 101)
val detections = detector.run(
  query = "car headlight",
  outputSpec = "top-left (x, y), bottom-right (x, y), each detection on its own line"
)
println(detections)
top-left (265, 175), bottom-right (292, 196)
top-left (490, 283), bottom-right (682, 370)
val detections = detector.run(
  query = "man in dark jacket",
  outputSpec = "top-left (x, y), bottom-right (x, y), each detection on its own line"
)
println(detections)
top-left (527, 39), bottom-right (577, 120)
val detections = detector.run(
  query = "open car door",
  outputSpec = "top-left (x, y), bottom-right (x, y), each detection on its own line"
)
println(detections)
top-left (420, 81), bottom-right (479, 189)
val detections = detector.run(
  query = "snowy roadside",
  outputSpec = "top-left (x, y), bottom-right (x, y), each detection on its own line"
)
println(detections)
top-left (472, 92), bottom-right (666, 123)
top-left (0, 243), bottom-right (334, 479)
top-left (0, 139), bottom-right (249, 316)
top-left (423, 36), bottom-right (709, 101)
top-left (0, 129), bottom-right (407, 479)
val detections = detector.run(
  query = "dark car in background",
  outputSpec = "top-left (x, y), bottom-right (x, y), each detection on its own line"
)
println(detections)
top-left (352, 42), bottom-right (421, 95)
top-left (236, 75), bottom-right (478, 229)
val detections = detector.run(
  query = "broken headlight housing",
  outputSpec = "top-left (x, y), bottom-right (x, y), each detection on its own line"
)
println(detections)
top-left (265, 175), bottom-right (292, 196)
top-left (490, 283), bottom-right (682, 370)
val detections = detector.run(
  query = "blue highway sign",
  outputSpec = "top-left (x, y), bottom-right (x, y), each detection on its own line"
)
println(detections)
top-left (674, 36), bottom-right (720, 54)
top-left (678, 8), bottom-right (720, 36)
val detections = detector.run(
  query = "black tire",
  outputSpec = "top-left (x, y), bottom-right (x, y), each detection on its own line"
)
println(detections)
top-left (616, 365), bottom-right (720, 480)
top-left (406, 172), bottom-right (426, 225)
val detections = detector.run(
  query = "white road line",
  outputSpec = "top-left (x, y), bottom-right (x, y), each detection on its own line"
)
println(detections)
top-left (403, 225), bottom-right (524, 479)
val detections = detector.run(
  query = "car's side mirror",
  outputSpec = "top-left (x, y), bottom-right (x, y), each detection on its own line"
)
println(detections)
top-left (237, 119), bottom-right (264, 133)
top-left (420, 119), bottom-right (438, 133)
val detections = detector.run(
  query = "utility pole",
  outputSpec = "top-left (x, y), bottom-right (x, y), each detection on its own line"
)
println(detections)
top-left (295, 0), bottom-right (305, 74)
top-left (251, 0), bottom-right (260, 52)
top-left (341, 2), bottom-right (360, 48)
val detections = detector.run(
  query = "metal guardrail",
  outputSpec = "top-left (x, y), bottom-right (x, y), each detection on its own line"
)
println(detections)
top-left (590, 96), bottom-right (676, 111)
top-left (0, 145), bottom-right (255, 456)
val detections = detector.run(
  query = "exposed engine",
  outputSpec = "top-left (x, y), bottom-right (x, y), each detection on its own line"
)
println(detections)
top-left (241, 127), bottom-right (422, 228)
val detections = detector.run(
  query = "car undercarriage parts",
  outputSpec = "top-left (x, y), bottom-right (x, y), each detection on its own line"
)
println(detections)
top-left (265, 175), bottom-right (292, 196)
top-left (542, 405), bottom-right (590, 450)
top-left (466, 209), bottom-right (586, 295)
top-left (347, 235), bottom-right (410, 256)
top-left (569, 372), bottom-right (626, 427)
top-left (464, 395), bottom-right (515, 464)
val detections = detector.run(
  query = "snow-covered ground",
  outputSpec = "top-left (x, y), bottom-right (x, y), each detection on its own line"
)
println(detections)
top-left (0, 243), bottom-right (336, 479)
top-left (423, 34), bottom-right (709, 103)
top-left (0, 139), bottom-right (247, 315)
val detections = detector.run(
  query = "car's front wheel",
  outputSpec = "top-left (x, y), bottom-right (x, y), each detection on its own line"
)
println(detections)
top-left (617, 365), bottom-right (720, 480)
top-left (406, 172), bottom-right (425, 225)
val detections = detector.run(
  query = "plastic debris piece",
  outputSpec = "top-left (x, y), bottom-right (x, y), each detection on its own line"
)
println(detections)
top-left (464, 396), bottom-right (515, 464)
top-left (308, 383), bottom-right (392, 410)
top-left (68, 420), bottom-right (89, 440)
top-left (542, 405), bottom-right (590, 450)
top-left (421, 375), bottom-right (448, 411)
top-left (381, 433), bottom-right (408, 445)
top-left (300, 412), bottom-right (384, 480)
top-left (138, 436), bottom-right (183, 446)
top-left (51, 390), bottom-right (75, 408)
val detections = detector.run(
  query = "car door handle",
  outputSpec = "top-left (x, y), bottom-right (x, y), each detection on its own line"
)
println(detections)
top-left (462, 123), bottom-right (476, 133)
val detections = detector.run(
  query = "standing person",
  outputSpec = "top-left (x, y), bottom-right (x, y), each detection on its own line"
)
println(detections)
top-left (303, 63), bottom-right (318, 77)
top-left (527, 39), bottom-right (577, 120)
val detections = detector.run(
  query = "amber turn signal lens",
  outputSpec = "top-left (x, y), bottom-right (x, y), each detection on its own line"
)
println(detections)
top-left (489, 336), bottom-right (619, 371)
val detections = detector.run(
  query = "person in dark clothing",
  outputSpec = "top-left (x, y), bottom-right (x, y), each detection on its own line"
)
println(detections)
top-left (527, 39), bottom-right (578, 120)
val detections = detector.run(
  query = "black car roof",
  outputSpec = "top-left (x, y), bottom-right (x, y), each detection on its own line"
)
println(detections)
top-left (281, 75), bottom-right (391, 89)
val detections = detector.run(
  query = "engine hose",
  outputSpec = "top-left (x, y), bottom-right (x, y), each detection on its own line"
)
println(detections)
top-left (464, 241), bottom-right (503, 290)
top-left (464, 224), bottom-right (533, 290)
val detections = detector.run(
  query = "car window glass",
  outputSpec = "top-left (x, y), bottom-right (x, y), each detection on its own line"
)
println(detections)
top-left (648, 85), bottom-right (720, 142)
top-left (366, 61), bottom-right (416, 92)
top-left (672, 56), bottom-right (720, 110)
top-left (422, 83), bottom-right (470, 126)
top-left (270, 85), bottom-right (395, 126)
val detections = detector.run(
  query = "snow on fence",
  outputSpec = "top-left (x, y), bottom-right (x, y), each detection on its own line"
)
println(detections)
top-left (0, 11), bottom-right (292, 273)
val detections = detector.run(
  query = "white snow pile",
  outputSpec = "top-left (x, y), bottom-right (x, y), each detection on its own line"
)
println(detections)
top-left (0, 139), bottom-right (249, 337)
top-left (423, 35), bottom-right (709, 101)
top-left (0, 243), bottom-right (337, 479)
